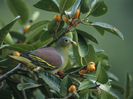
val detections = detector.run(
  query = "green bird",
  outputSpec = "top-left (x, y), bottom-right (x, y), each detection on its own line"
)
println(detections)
top-left (9, 37), bottom-right (76, 73)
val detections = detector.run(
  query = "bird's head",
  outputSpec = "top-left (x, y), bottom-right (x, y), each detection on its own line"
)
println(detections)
top-left (56, 37), bottom-right (77, 48)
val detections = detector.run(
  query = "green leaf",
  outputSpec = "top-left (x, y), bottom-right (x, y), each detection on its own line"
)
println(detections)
top-left (6, 0), bottom-right (29, 24)
top-left (33, 89), bottom-right (45, 99)
top-left (125, 73), bottom-right (132, 99)
top-left (10, 31), bottom-right (26, 41)
top-left (4, 33), bottom-right (14, 45)
top-left (85, 44), bottom-right (96, 62)
top-left (25, 20), bottom-right (49, 34)
top-left (72, 31), bottom-right (83, 66)
top-left (60, 75), bottom-right (72, 96)
top-left (39, 71), bottom-right (61, 93)
top-left (91, 1), bottom-right (108, 17)
top-left (72, 0), bottom-right (81, 17)
top-left (90, 22), bottom-right (124, 40)
top-left (0, 16), bottom-right (20, 45)
top-left (78, 80), bottom-right (95, 91)
top-left (34, 0), bottom-right (59, 13)
top-left (80, 0), bottom-right (90, 14)
top-left (79, 93), bottom-right (89, 99)
top-left (100, 83), bottom-right (119, 99)
top-left (17, 83), bottom-right (41, 91)
top-left (101, 90), bottom-right (118, 99)
top-left (76, 29), bottom-right (98, 44)
top-left (86, 0), bottom-right (99, 17)
top-left (59, 0), bottom-right (76, 13)
top-left (111, 82), bottom-right (124, 94)
top-left (107, 72), bottom-right (119, 81)
top-left (96, 61), bottom-right (108, 84)
top-left (78, 34), bottom-right (89, 57)
top-left (0, 44), bottom-right (34, 53)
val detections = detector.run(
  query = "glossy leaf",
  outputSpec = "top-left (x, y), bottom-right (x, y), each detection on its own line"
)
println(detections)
top-left (111, 83), bottom-right (124, 94)
top-left (86, 0), bottom-right (99, 17)
top-left (39, 71), bottom-right (61, 93)
top-left (17, 83), bottom-right (41, 91)
top-left (72, 0), bottom-right (81, 17)
top-left (80, 0), bottom-right (90, 13)
top-left (4, 33), bottom-right (14, 45)
top-left (76, 29), bottom-right (98, 44)
top-left (96, 62), bottom-right (108, 84)
top-left (6, 0), bottom-right (29, 24)
top-left (25, 20), bottom-right (49, 34)
top-left (124, 73), bottom-right (132, 99)
top-left (33, 89), bottom-right (45, 99)
top-left (91, 1), bottom-right (108, 17)
top-left (10, 31), bottom-right (26, 41)
top-left (78, 34), bottom-right (89, 57)
top-left (72, 31), bottom-right (83, 66)
top-left (59, 0), bottom-right (76, 13)
top-left (34, 0), bottom-right (59, 13)
top-left (101, 90), bottom-right (118, 99)
top-left (60, 75), bottom-right (72, 96)
top-left (107, 72), bottom-right (119, 81)
top-left (85, 44), bottom-right (96, 62)
top-left (0, 44), bottom-right (34, 53)
top-left (90, 22), bottom-right (124, 40)
top-left (0, 16), bottom-right (20, 45)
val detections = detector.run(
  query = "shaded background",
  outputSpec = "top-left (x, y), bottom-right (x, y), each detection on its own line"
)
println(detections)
top-left (0, 0), bottom-right (133, 87)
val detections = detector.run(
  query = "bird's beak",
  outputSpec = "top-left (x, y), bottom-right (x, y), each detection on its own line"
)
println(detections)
top-left (70, 41), bottom-right (77, 46)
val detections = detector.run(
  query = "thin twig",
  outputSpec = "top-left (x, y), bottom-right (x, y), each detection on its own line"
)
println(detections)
top-left (43, 19), bottom-right (82, 48)
top-left (0, 63), bottom-right (21, 82)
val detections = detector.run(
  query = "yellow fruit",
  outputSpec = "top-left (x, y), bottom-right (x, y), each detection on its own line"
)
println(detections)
top-left (73, 9), bottom-right (80, 19)
top-left (87, 65), bottom-right (95, 72)
top-left (54, 15), bottom-right (61, 22)
top-left (88, 62), bottom-right (95, 67)
top-left (79, 69), bottom-right (86, 75)
top-left (69, 85), bottom-right (76, 92)
top-left (64, 16), bottom-right (68, 24)
top-left (13, 51), bottom-right (21, 56)
top-left (24, 25), bottom-right (30, 33)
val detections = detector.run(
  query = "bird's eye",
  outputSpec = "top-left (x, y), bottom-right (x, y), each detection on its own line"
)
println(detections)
top-left (64, 39), bottom-right (68, 42)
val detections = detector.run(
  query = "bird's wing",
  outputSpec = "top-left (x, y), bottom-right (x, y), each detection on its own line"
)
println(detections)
top-left (20, 47), bottom-right (62, 70)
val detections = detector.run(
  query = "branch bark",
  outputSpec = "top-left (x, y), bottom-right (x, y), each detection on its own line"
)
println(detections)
top-left (0, 63), bottom-right (21, 82)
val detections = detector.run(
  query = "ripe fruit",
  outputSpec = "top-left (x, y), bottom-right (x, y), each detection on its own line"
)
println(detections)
top-left (13, 51), bottom-right (21, 56)
top-left (24, 25), bottom-right (30, 33)
top-left (73, 9), bottom-right (80, 19)
top-left (69, 85), bottom-right (76, 93)
top-left (64, 16), bottom-right (68, 24)
top-left (79, 69), bottom-right (86, 75)
top-left (58, 69), bottom-right (63, 74)
top-left (88, 62), bottom-right (95, 67)
top-left (54, 15), bottom-right (61, 22)
top-left (87, 65), bottom-right (95, 72)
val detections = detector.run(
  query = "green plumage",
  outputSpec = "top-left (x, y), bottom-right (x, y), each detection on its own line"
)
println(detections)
top-left (9, 37), bottom-right (76, 73)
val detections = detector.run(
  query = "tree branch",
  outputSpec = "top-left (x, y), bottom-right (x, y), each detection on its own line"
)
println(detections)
top-left (0, 63), bottom-right (21, 82)
top-left (43, 19), bottom-right (81, 47)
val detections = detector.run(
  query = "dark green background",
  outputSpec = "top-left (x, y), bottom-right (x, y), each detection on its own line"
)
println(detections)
top-left (0, 0), bottom-right (132, 86)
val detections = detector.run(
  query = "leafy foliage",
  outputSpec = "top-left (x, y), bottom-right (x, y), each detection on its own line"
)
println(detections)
top-left (0, 0), bottom-right (131, 99)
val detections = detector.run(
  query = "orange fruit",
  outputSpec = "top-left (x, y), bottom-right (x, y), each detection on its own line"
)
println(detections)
top-left (64, 16), bottom-right (68, 24)
top-left (88, 62), bottom-right (95, 67)
top-left (87, 65), bottom-right (95, 72)
top-left (13, 51), bottom-right (21, 56)
top-left (69, 85), bottom-right (76, 92)
top-left (24, 25), bottom-right (30, 33)
top-left (54, 15), bottom-right (61, 22)
top-left (79, 69), bottom-right (86, 75)
top-left (58, 69), bottom-right (63, 74)
top-left (73, 9), bottom-right (80, 19)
